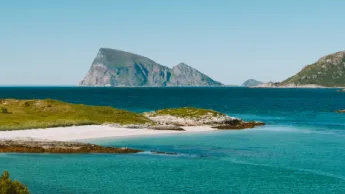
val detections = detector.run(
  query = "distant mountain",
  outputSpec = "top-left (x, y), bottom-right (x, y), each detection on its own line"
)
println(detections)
top-left (79, 48), bottom-right (222, 87)
top-left (281, 50), bottom-right (345, 87)
top-left (242, 79), bottom-right (263, 87)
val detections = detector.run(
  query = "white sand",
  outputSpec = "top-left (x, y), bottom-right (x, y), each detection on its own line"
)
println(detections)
top-left (0, 125), bottom-right (216, 141)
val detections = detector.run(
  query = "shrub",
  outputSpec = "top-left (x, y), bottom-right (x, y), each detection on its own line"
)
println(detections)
top-left (0, 171), bottom-right (30, 194)
top-left (0, 107), bottom-right (8, 114)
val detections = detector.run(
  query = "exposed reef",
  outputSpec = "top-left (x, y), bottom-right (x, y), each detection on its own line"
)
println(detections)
top-left (213, 121), bottom-right (265, 130)
top-left (0, 139), bottom-right (141, 154)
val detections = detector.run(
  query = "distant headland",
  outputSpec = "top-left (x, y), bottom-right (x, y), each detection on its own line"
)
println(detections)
top-left (247, 50), bottom-right (345, 88)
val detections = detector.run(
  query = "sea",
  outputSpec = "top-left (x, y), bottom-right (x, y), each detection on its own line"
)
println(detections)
top-left (0, 87), bottom-right (345, 194)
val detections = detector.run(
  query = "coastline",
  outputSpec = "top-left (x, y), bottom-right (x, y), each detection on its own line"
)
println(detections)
top-left (0, 125), bottom-right (217, 142)
top-left (251, 83), bottom-right (343, 88)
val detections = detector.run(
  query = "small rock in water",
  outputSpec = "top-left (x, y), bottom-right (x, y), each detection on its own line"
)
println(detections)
top-left (149, 125), bottom-right (185, 131)
top-left (213, 121), bottom-right (265, 130)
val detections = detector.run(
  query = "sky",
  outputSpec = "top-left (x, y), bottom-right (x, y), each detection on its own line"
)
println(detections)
top-left (1, 0), bottom-right (345, 86)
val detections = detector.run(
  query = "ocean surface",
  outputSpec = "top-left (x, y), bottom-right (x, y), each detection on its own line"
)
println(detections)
top-left (1, 87), bottom-right (345, 194)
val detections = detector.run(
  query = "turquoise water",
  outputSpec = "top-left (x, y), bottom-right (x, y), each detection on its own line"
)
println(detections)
top-left (1, 87), bottom-right (345, 193)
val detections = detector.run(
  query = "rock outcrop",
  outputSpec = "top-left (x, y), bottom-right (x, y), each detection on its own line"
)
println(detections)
top-left (281, 50), bottom-right (345, 87)
top-left (242, 79), bottom-right (263, 87)
top-left (144, 107), bottom-right (265, 130)
top-left (0, 139), bottom-right (141, 154)
top-left (79, 48), bottom-right (222, 87)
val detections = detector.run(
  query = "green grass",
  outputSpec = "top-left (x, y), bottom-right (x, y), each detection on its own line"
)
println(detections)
top-left (0, 99), bottom-right (152, 131)
top-left (150, 107), bottom-right (225, 118)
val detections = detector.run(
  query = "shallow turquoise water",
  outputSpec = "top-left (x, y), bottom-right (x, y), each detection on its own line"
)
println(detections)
top-left (0, 87), bottom-right (345, 193)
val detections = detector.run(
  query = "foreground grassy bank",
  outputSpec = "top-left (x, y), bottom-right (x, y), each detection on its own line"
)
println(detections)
top-left (0, 171), bottom-right (30, 194)
top-left (0, 99), bottom-right (152, 131)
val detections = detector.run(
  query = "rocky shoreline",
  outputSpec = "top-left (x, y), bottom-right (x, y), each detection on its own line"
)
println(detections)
top-left (0, 139), bottom-right (187, 155)
top-left (0, 139), bottom-right (141, 154)
top-left (252, 82), bottom-right (330, 88)
top-left (213, 121), bottom-right (265, 130)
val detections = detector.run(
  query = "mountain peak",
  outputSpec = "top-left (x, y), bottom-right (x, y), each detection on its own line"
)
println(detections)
top-left (173, 63), bottom-right (192, 69)
top-left (98, 48), bottom-right (146, 60)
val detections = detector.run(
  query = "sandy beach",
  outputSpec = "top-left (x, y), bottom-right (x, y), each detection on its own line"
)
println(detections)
top-left (0, 125), bottom-right (216, 141)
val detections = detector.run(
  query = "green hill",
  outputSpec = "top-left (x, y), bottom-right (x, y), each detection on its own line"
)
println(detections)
top-left (0, 99), bottom-right (152, 130)
top-left (281, 51), bottom-right (345, 87)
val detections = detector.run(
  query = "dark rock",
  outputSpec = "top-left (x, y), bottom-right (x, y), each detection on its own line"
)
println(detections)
top-left (149, 125), bottom-right (185, 131)
top-left (213, 121), bottom-right (265, 130)
top-left (0, 140), bottom-right (142, 154)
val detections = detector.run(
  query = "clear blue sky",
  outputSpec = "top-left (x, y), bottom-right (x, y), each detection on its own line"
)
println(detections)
top-left (1, 0), bottom-right (345, 85)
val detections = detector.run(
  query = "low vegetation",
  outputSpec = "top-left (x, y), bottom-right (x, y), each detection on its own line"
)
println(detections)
top-left (0, 107), bottom-right (9, 114)
top-left (148, 107), bottom-right (225, 118)
top-left (0, 171), bottom-right (30, 194)
top-left (0, 99), bottom-right (152, 131)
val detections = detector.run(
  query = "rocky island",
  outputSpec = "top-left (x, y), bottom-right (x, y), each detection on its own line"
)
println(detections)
top-left (79, 48), bottom-right (222, 87)
top-left (144, 107), bottom-right (264, 129)
top-left (0, 99), bottom-right (264, 131)
top-left (0, 99), bottom-right (265, 154)
top-left (242, 79), bottom-right (263, 87)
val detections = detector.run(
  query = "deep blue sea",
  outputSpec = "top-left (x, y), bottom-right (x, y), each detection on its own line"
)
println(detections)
top-left (1, 87), bottom-right (345, 194)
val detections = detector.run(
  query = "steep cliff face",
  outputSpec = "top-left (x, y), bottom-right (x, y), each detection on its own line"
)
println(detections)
top-left (79, 48), bottom-right (222, 87)
top-left (168, 63), bottom-right (222, 86)
top-left (281, 50), bottom-right (345, 87)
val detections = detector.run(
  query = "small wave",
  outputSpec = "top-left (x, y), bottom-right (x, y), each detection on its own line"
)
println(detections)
top-left (252, 125), bottom-right (345, 136)
top-left (137, 151), bottom-right (201, 158)
top-left (224, 158), bottom-right (345, 181)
